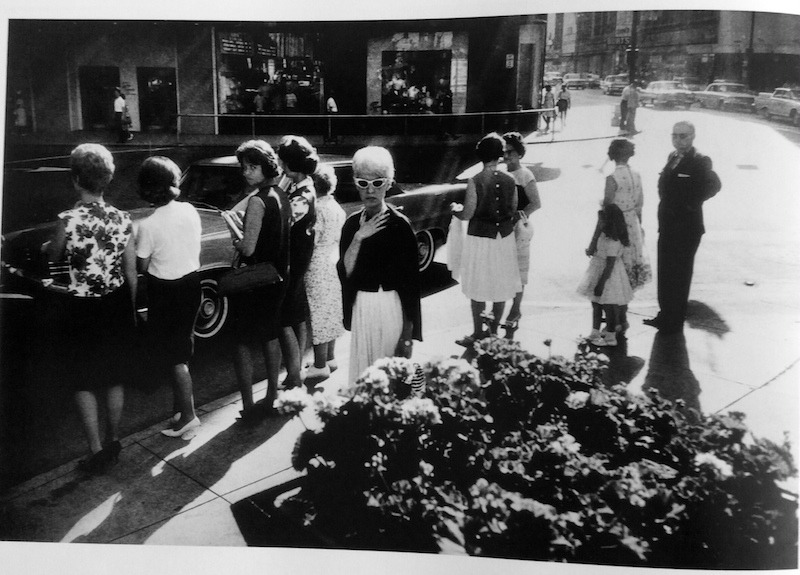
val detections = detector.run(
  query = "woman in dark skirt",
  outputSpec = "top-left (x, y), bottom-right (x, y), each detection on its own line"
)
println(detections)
top-left (135, 156), bottom-right (202, 439)
top-left (230, 140), bottom-right (291, 422)
top-left (276, 135), bottom-right (318, 388)
top-left (44, 143), bottom-right (138, 473)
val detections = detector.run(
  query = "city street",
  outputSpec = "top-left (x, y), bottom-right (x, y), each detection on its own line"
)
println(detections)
top-left (1, 95), bottom-right (799, 558)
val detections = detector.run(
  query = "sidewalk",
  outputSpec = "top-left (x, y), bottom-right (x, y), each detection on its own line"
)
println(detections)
top-left (1, 101), bottom-right (798, 553)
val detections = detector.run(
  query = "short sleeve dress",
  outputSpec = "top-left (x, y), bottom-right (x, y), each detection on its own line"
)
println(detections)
top-left (610, 164), bottom-right (652, 290)
top-left (576, 233), bottom-right (633, 305)
top-left (305, 195), bottom-right (346, 345)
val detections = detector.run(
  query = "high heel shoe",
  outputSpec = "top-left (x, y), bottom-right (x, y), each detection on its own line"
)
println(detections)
top-left (161, 416), bottom-right (200, 438)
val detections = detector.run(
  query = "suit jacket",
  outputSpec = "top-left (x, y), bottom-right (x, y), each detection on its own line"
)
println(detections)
top-left (657, 147), bottom-right (721, 235)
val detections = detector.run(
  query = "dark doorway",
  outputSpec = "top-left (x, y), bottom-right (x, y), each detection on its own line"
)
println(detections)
top-left (79, 66), bottom-right (119, 129)
top-left (137, 67), bottom-right (178, 132)
top-left (517, 43), bottom-right (535, 109)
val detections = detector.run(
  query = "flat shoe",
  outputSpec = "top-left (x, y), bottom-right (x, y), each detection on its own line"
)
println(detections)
top-left (306, 365), bottom-right (331, 380)
top-left (161, 416), bottom-right (200, 438)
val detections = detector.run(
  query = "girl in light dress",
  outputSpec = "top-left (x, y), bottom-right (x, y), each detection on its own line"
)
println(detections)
top-left (578, 204), bottom-right (633, 347)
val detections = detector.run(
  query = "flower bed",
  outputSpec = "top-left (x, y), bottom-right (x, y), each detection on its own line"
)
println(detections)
top-left (274, 338), bottom-right (797, 568)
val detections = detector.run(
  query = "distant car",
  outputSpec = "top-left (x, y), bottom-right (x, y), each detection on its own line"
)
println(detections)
top-left (562, 73), bottom-right (589, 90)
top-left (602, 74), bottom-right (628, 96)
top-left (673, 76), bottom-right (705, 92)
top-left (543, 72), bottom-right (563, 87)
top-left (639, 81), bottom-right (695, 109)
top-left (695, 82), bottom-right (756, 112)
top-left (586, 73), bottom-right (601, 89)
top-left (755, 88), bottom-right (800, 125)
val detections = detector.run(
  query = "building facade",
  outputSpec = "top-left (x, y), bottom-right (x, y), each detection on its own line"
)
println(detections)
top-left (545, 10), bottom-right (800, 90)
top-left (5, 16), bottom-right (547, 137)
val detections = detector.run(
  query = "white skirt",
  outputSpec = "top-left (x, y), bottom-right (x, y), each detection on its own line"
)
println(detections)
top-left (460, 232), bottom-right (521, 302)
top-left (349, 288), bottom-right (404, 383)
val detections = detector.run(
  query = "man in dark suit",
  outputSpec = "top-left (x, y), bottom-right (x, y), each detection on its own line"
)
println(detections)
top-left (644, 121), bottom-right (721, 333)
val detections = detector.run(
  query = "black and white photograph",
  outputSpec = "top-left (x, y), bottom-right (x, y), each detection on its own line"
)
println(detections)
top-left (1, 1), bottom-right (799, 574)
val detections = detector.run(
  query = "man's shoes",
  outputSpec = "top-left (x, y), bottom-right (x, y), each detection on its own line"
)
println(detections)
top-left (643, 316), bottom-right (663, 329)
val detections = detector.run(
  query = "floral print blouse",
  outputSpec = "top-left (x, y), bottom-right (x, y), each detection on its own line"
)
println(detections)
top-left (59, 201), bottom-right (133, 297)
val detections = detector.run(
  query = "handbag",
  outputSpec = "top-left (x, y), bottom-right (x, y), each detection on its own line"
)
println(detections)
top-left (218, 261), bottom-right (282, 296)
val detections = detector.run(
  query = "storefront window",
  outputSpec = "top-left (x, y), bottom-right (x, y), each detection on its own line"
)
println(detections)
top-left (217, 30), bottom-right (322, 115)
top-left (380, 50), bottom-right (452, 114)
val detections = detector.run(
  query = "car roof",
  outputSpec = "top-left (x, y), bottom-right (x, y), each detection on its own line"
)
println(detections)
top-left (190, 154), bottom-right (352, 168)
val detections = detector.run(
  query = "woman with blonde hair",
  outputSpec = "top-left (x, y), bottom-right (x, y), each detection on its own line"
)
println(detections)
top-left (45, 143), bottom-right (137, 473)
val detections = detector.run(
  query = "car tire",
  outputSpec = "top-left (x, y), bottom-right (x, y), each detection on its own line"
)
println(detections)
top-left (790, 110), bottom-right (799, 127)
top-left (758, 107), bottom-right (771, 120)
top-left (194, 275), bottom-right (230, 339)
top-left (699, 99), bottom-right (705, 108)
top-left (416, 229), bottom-right (436, 272)
top-left (716, 99), bottom-right (724, 110)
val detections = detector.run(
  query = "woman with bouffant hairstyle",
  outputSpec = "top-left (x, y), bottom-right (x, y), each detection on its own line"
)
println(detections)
top-left (276, 135), bottom-right (318, 388)
top-left (135, 156), bottom-right (203, 439)
top-left (230, 139), bottom-right (291, 422)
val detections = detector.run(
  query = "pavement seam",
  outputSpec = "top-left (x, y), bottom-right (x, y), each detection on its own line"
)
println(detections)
top-left (712, 356), bottom-right (800, 415)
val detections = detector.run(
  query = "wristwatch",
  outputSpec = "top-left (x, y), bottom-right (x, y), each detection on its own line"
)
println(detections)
top-left (402, 340), bottom-right (412, 347)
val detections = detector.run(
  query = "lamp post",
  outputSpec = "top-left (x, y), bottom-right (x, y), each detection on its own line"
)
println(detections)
top-left (626, 11), bottom-right (640, 83)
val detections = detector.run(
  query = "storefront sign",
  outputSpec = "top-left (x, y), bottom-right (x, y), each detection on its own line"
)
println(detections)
top-left (220, 32), bottom-right (253, 55)
top-left (506, 54), bottom-right (515, 68)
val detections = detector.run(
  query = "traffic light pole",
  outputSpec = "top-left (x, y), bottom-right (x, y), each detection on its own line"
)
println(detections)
top-left (627, 11), bottom-right (640, 83)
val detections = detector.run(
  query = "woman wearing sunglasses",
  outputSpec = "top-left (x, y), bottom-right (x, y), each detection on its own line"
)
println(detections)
top-left (337, 146), bottom-right (422, 383)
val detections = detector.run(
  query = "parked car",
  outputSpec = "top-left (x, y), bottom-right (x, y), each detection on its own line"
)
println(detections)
top-left (639, 80), bottom-right (695, 109)
top-left (543, 72), bottom-right (563, 87)
top-left (755, 88), bottom-right (800, 125)
top-left (602, 74), bottom-right (628, 96)
top-left (695, 82), bottom-right (756, 112)
top-left (2, 155), bottom-right (465, 340)
top-left (586, 73), bottom-right (601, 89)
top-left (673, 76), bottom-right (705, 92)
top-left (178, 154), bottom-right (465, 273)
top-left (562, 73), bottom-right (589, 90)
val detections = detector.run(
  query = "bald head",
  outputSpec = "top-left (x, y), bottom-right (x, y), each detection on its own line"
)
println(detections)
top-left (671, 121), bottom-right (696, 153)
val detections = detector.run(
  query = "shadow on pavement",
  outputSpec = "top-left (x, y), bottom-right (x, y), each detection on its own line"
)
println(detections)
top-left (642, 331), bottom-right (702, 421)
top-left (0, 412), bottom-right (291, 543)
top-left (601, 337), bottom-right (646, 387)
top-left (685, 300), bottom-right (730, 338)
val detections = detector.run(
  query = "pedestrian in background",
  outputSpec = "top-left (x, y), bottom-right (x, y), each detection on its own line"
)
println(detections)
top-left (338, 146), bottom-right (421, 383)
top-left (644, 121), bottom-right (721, 334)
top-left (135, 156), bottom-right (202, 439)
top-left (540, 85), bottom-right (556, 133)
top-left (113, 87), bottom-right (133, 143)
top-left (578, 204), bottom-right (633, 347)
top-left (230, 140), bottom-right (290, 423)
top-left (556, 84), bottom-right (571, 127)
top-left (304, 164), bottom-right (346, 381)
top-left (276, 136), bottom-right (318, 388)
top-left (620, 81), bottom-right (641, 135)
top-left (452, 132), bottom-right (520, 346)
top-left (44, 143), bottom-right (137, 473)
top-left (501, 131), bottom-right (542, 334)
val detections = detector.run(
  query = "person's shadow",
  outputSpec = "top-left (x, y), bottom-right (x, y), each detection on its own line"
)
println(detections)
top-left (642, 331), bottom-right (702, 422)
top-left (685, 300), bottom-right (730, 338)
top-left (599, 337), bottom-right (646, 387)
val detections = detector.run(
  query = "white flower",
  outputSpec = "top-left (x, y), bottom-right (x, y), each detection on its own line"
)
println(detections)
top-left (400, 397), bottom-right (442, 426)
top-left (273, 387), bottom-right (312, 416)
top-left (312, 391), bottom-right (347, 421)
top-left (694, 452), bottom-right (734, 480)
top-left (565, 391), bottom-right (590, 409)
top-left (357, 366), bottom-right (392, 394)
top-left (549, 433), bottom-right (582, 455)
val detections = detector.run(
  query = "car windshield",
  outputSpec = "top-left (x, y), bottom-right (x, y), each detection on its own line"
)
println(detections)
top-left (719, 84), bottom-right (746, 92)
